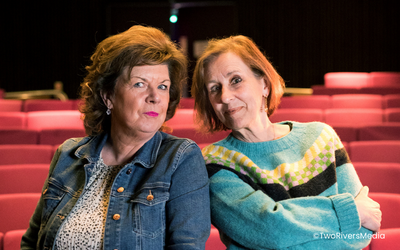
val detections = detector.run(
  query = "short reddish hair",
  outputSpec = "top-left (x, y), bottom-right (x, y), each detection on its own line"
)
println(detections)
top-left (192, 35), bottom-right (285, 133)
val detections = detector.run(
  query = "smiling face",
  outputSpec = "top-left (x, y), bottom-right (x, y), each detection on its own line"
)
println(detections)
top-left (205, 52), bottom-right (269, 132)
top-left (104, 64), bottom-right (170, 138)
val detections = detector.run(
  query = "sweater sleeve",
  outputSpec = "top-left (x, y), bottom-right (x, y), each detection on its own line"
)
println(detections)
top-left (209, 168), bottom-right (371, 250)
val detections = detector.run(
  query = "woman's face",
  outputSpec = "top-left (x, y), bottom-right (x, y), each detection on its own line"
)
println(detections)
top-left (205, 52), bottom-right (269, 131)
top-left (106, 64), bottom-right (170, 137)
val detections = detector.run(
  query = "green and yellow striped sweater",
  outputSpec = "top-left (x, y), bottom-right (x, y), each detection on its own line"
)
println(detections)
top-left (203, 122), bottom-right (372, 250)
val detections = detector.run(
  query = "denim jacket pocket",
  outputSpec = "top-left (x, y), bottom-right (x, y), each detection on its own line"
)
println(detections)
top-left (130, 184), bottom-right (170, 238)
top-left (41, 179), bottom-right (68, 224)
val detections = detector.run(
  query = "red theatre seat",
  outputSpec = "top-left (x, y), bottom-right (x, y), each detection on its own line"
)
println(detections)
top-left (384, 108), bottom-right (400, 122)
top-left (0, 144), bottom-right (54, 165)
top-left (170, 127), bottom-right (230, 145)
top-left (353, 162), bottom-right (400, 194)
top-left (0, 193), bottom-right (41, 233)
top-left (0, 129), bottom-right (38, 144)
top-left (369, 228), bottom-right (400, 250)
top-left (330, 125), bottom-right (358, 142)
top-left (179, 98), bottom-right (195, 109)
top-left (278, 95), bottom-right (332, 109)
top-left (368, 193), bottom-right (400, 229)
top-left (3, 229), bottom-right (27, 250)
top-left (23, 99), bottom-right (76, 112)
top-left (324, 109), bottom-right (383, 126)
top-left (324, 72), bottom-right (371, 88)
top-left (39, 128), bottom-right (86, 145)
top-left (269, 109), bottom-right (324, 123)
top-left (26, 110), bottom-right (84, 130)
top-left (0, 164), bottom-right (49, 194)
top-left (0, 112), bottom-right (26, 129)
top-left (331, 94), bottom-right (383, 109)
top-left (382, 94), bottom-right (400, 109)
top-left (164, 109), bottom-right (196, 129)
top-left (0, 99), bottom-right (23, 112)
top-left (369, 72), bottom-right (400, 87)
top-left (349, 141), bottom-right (400, 163)
top-left (206, 228), bottom-right (225, 250)
top-left (358, 123), bottom-right (400, 141)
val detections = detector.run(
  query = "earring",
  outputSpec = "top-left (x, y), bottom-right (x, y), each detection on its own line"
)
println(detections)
top-left (263, 95), bottom-right (268, 113)
top-left (106, 108), bottom-right (111, 115)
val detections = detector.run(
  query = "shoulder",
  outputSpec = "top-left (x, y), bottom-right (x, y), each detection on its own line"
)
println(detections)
top-left (56, 136), bottom-right (92, 154)
top-left (159, 132), bottom-right (203, 158)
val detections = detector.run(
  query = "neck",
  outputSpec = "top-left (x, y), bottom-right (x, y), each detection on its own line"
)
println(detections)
top-left (101, 126), bottom-right (156, 166)
top-left (232, 122), bottom-right (275, 143)
top-left (231, 112), bottom-right (290, 143)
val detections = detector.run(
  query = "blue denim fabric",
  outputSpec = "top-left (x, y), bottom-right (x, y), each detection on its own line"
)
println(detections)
top-left (21, 131), bottom-right (210, 250)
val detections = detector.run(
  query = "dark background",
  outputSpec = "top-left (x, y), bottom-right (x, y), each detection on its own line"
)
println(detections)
top-left (1, 0), bottom-right (399, 99)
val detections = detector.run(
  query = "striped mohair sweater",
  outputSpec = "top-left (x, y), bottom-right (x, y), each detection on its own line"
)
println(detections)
top-left (203, 122), bottom-right (372, 250)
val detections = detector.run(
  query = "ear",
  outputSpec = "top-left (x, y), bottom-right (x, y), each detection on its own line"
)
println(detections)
top-left (262, 77), bottom-right (270, 97)
top-left (100, 90), bottom-right (113, 110)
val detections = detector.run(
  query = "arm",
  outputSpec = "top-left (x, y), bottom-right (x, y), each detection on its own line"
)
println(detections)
top-left (166, 142), bottom-right (211, 250)
top-left (20, 147), bottom-right (62, 249)
top-left (209, 169), bottom-right (369, 250)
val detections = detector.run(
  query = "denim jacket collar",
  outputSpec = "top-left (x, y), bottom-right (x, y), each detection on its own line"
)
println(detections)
top-left (74, 131), bottom-right (163, 168)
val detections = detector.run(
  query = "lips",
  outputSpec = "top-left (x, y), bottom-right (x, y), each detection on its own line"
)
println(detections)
top-left (225, 107), bottom-right (243, 116)
top-left (144, 111), bottom-right (159, 117)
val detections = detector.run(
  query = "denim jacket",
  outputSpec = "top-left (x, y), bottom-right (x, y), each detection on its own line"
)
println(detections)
top-left (21, 131), bottom-right (211, 250)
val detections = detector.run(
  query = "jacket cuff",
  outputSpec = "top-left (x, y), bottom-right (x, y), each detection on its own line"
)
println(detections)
top-left (331, 193), bottom-right (360, 233)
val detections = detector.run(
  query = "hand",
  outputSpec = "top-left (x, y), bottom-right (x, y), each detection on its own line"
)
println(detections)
top-left (355, 186), bottom-right (382, 232)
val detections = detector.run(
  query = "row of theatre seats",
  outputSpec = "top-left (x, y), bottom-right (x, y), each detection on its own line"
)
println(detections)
top-left (312, 72), bottom-right (400, 96)
top-left (1, 94), bottom-right (400, 249)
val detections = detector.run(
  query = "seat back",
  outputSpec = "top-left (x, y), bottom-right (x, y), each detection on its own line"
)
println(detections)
top-left (165, 109), bottom-right (196, 129)
top-left (383, 94), bottom-right (400, 109)
top-left (331, 94), bottom-right (383, 109)
top-left (26, 110), bottom-right (84, 130)
top-left (0, 100), bottom-right (23, 112)
top-left (384, 108), bottom-right (400, 122)
top-left (324, 109), bottom-right (383, 126)
top-left (358, 123), bottom-right (400, 141)
top-left (23, 99), bottom-right (76, 112)
top-left (349, 141), bottom-right (400, 163)
top-left (38, 128), bottom-right (86, 145)
top-left (3, 229), bottom-right (27, 250)
top-left (269, 109), bottom-right (324, 123)
top-left (0, 129), bottom-right (38, 145)
top-left (353, 162), bottom-right (400, 194)
top-left (179, 98), bottom-right (195, 109)
top-left (369, 228), bottom-right (400, 250)
top-left (0, 144), bottom-right (54, 165)
top-left (205, 228), bottom-right (226, 250)
top-left (0, 193), bottom-right (41, 233)
top-left (324, 72), bottom-right (371, 88)
top-left (0, 112), bottom-right (26, 129)
top-left (0, 164), bottom-right (49, 194)
top-left (369, 72), bottom-right (400, 87)
top-left (278, 95), bottom-right (332, 109)
top-left (368, 193), bottom-right (400, 229)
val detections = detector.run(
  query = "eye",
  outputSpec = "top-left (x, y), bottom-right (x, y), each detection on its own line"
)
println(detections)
top-left (209, 85), bottom-right (221, 93)
top-left (158, 84), bottom-right (169, 90)
top-left (133, 82), bottom-right (144, 88)
top-left (231, 77), bottom-right (242, 85)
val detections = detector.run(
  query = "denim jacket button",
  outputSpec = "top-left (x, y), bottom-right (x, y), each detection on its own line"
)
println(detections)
top-left (126, 169), bottom-right (132, 174)
top-left (117, 187), bottom-right (124, 193)
top-left (147, 190), bottom-right (154, 201)
top-left (113, 214), bottom-right (121, 220)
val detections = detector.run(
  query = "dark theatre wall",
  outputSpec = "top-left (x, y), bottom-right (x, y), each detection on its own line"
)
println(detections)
top-left (1, 0), bottom-right (399, 99)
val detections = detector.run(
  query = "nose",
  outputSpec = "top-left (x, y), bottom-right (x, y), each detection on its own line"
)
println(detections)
top-left (220, 86), bottom-right (234, 104)
top-left (146, 86), bottom-right (160, 104)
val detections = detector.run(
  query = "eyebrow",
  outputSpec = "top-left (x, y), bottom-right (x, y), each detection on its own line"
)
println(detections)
top-left (131, 76), bottom-right (171, 83)
top-left (206, 70), bottom-right (240, 84)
